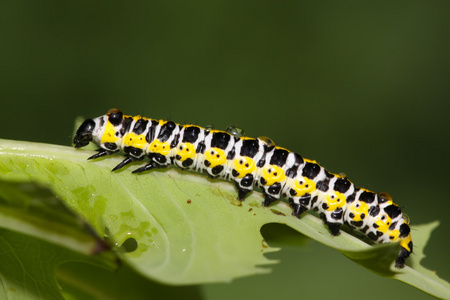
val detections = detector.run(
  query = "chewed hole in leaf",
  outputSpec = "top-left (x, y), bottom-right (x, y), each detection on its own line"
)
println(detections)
top-left (120, 237), bottom-right (138, 253)
top-left (104, 227), bottom-right (110, 237)
top-left (261, 223), bottom-right (309, 247)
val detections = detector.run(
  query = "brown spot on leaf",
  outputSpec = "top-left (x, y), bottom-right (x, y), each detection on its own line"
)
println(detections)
top-left (270, 209), bottom-right (286, 216)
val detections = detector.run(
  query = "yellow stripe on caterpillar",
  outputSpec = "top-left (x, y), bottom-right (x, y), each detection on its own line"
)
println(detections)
top-left (123, 132), bottom-right (147, 149)
top-left (324, 191), bottom-right (346, 211)
top-left (292, 177), bottom-right (316, 197)
top-left (348, 200), bottom-right (369, 222)
top-left (100, 121), bottom-right (120, 144)
top-left (204, 147), bottom-right (227, 169)
top-left (261, 165), bottom-right (286, 186)
top-left (149, 139), bottom-right (171, 155)
top-left (400, 234), bottom-right (412, 252)
top-left (233, 157), bottom-right (257, 178)
top-left (176, 143), bottom-right (196, 162)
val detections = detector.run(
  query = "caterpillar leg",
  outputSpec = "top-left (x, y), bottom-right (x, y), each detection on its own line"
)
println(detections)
top-left (320, 213), bottom-right (341, 236)
top-left (235, 183), bottom-right (251, 201)
top-left (263, 194), bottom-right (278, 207)
top-left (112, 157), bottom-right (136, 171)
top-left (88, 149), bottom-right (112, 160)
top-left (290, 201), bottom-right (308, 218)
top-left (132, 161), bottom-right (166, 173)
top-left (326, 222), bottom-right (341, 236)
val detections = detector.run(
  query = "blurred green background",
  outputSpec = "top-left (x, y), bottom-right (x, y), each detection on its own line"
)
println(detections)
top-left (1, 1), bottom-right (449, 299)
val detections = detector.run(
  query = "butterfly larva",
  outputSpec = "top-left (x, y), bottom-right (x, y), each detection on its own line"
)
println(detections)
top-left (73, 108), bottom-right (413, 268)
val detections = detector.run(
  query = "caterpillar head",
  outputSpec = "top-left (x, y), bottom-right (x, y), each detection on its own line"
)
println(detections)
top-left (73, 108), bottom-right (123, 148)
top-left (73, 118), bottom-right (97, 148)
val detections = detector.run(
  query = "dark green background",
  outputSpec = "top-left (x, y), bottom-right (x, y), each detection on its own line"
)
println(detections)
top-left (1, 1), bottom-right (449, 299)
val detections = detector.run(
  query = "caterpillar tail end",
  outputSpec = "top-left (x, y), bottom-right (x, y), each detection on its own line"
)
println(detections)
top-left (396, 234), bottom-right (413, 269)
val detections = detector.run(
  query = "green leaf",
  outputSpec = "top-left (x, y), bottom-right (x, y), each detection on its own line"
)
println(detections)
top-left (56, 262), bottom-right (203, 300)
top-left (0, 226), bottom-right (114, 300)
top-left (0, 180), bottom-right (111, 256)
top-left (0, 178), bottom-right (117, 299)
top-left (0, 139), bottom-right (449, 299)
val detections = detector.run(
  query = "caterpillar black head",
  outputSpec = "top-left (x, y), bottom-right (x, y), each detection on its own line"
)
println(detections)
top-left (73, 109), bottom-right (123, 148)
top-left (73, 118), bottom-right (96, 148)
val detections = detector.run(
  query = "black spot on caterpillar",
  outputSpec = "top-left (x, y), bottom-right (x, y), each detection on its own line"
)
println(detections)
top-left (73, 108), bottom-right (413, 268)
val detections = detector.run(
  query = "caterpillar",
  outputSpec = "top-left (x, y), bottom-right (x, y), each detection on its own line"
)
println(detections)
top-left (73, 108), bottom-right (413, 268)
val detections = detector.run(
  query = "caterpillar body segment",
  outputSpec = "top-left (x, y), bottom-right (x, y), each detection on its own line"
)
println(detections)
top-left (73, 108), bottom-right (413, 268)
